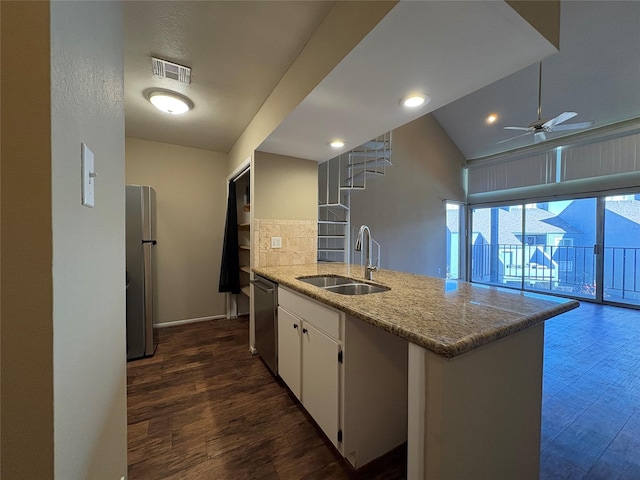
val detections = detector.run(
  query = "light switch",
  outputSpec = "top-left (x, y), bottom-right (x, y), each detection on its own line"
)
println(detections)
top-left (81, 143), bottom-right (95, 207)
top-left (271, 236), bottom-right (282, 249)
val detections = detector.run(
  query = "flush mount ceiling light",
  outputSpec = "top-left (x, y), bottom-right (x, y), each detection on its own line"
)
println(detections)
top-left (147, 90), bottom-right (193, 115)
top-left (402, 93), bottom-right (430, 108)
top-left (330, 140), bottom-right (345, 148)
top-left (486, 113), bottom-right (498, 124)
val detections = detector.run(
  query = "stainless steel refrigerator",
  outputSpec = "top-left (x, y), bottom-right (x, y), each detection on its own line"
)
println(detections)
top-left (126, 185), bottom-right (158, 360)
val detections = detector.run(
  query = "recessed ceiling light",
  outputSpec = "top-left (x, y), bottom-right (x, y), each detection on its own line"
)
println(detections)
top-left (402, 94), bottom-right (430, 108)
top-left (486, 113), bottom-right (498, 124)
top-left (147, 90), bottom-right (193, 115)
top-left (330, 140), bottom-right (345, 148)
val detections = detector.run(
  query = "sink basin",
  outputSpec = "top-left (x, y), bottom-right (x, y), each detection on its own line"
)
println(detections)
top-left (297, 275), bottom-right (389, 295)
top-left (324, 283), bottom-right (390, 295)
top-left (297, 275), bottom-right (354, 287)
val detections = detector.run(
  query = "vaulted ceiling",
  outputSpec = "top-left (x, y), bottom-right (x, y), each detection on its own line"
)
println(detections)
top-left (433, 1), bottom-right (640, 160)
top-left (124, 1), bottom-right (640, 163)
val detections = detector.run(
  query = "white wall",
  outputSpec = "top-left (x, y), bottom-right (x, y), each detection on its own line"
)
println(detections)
top-left (350, 114), bottom-right (466, 277)
top-left (126, 138), bottom-right (229, 324)
top-left (50, 2), bottom-right (127, 478)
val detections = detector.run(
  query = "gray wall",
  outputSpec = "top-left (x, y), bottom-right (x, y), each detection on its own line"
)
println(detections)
top-left (350, 114), bottom-right (466, 277)
top-left (1, 2), bottom-right (127, 478)
top-left (254, 151), bottom-right (318, 221)
top-left (1, 2), bottom-right (55, 476)
top-left (227, 2), bottom-right (395, 174)
top-left (126, 138), bottom-right (229, 324)
top-left (50, 2), bottom-right (128, 477)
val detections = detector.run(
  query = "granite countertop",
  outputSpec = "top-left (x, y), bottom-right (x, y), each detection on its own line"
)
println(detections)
top-left (253, 263), bottom-right (579, 358)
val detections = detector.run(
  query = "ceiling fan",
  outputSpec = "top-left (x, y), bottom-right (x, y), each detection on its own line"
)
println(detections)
top-left (498, 62), bottom-right (594, 144)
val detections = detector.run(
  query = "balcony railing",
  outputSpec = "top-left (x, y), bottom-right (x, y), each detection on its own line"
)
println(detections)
top-left (471, 243), bottom-right (640, 304)
top-left (604, 246), bottom-right (640, 303)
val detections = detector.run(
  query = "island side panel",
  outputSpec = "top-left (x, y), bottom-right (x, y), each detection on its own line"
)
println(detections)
top-left (413, 323), bottom-right (544, 480)
top-left (408, 343), bottom-right (427, 479)
top-left (343, 315), bottom-right (408, 469)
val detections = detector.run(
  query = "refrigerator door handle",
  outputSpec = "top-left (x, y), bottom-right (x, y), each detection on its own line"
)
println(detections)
top-left (142, 242), bottom-right (155, 356)
top-left (142, 240), bottom-right (157, 245)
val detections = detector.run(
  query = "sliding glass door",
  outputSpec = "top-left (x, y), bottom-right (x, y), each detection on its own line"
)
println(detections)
top-left (525, 198), bottom-right (597, 299)
top-left (470, 194), bottom-right (640, 307)
top-left (603, 195), bottom-right (640, 306)
top-left (470, 200), bottom-right (598, 299)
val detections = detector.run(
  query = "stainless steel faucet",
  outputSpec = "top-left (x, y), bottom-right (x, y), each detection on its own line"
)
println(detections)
top-left (354, 224), bottom-right (378, 280)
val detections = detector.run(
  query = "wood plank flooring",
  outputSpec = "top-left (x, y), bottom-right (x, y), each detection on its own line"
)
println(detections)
top-left (128, 303), bottom-right (640, 479)
top-left (127, 317), bottom-right (404, 479)
top-left (540, 302), bottom-right (640, 479)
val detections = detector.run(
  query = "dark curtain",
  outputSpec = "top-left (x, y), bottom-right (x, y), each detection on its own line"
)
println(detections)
top-left (219, 181), bottom-right (241, 293)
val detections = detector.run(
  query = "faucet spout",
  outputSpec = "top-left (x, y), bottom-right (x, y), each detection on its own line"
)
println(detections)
top-left (355, 225), bottom-right (377, 280)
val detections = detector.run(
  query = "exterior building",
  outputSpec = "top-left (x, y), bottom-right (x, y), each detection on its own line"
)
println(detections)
top-left (459, 198), bottom-right (640, 304)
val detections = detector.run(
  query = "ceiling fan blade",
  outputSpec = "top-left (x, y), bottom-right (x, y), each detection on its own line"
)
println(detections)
top-left (503, 126), bottom-right (531, 131)
top-left (534, 131), bottom-right (546, 143)
top-left (551, 121), bottom-right (594, 131)
top-left (543, 112), bottom-right (577, 128)
top-left (497, 131), bottom-right (532, 144)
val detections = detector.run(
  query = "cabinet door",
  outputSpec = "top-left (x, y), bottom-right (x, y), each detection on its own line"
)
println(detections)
top-left (302, 320), bottom-right (341, 448)
top-left (277, 306), bottom-right (301, 400)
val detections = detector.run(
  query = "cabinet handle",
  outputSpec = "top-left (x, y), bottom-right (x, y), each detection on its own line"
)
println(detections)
top-left (293, 323), bottom-right (298, 329)
top-left (302, 328), bottom-right (308, 334)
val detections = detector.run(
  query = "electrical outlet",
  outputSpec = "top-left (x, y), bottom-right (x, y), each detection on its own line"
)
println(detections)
top-left (271, 236), bottom-right (282, 249)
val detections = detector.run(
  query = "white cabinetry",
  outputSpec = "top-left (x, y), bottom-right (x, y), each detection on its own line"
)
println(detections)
top-left (277, 307), bottom-right (302, 400)
top-left (277, 286), bottom-right (408, 469)
top-left (277, 287), bottom-right (343, 449)
top-left (301, 320), bottom-right (341, 446)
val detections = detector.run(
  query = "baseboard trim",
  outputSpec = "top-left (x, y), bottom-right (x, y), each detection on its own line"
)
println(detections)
top-left (155, 314), bottom-right (227, 328)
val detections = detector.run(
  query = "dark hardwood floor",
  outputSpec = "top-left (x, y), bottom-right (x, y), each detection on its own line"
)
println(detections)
top-left (541, 302), bottom-right (640, 480)
top-left (128, 303), bottom-right (640, 479)
top-left (127, 316), bottom-right (404, 479)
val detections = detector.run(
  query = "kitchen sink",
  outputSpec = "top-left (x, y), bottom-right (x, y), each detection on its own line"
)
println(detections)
top-left (297, 275), bottom-right (354, 287)
top-left (324, 283), bottom-right (390, 295)
top-left (297, 275), bottom-right (389, 295)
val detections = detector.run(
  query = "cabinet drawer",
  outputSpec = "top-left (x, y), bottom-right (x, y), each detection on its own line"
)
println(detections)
top-left (279, 287), bottom-right (341, 339)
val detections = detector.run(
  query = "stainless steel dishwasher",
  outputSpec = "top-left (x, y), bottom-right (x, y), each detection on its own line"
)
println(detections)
top-left (251, 275), bottom-right (278, 375)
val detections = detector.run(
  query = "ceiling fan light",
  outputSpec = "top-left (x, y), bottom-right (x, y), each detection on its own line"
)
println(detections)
top-left (148, 90), bottom-right (192, 115)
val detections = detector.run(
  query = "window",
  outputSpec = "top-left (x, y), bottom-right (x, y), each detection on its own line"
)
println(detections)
top-left (558, 261), bottom-right (574, 272)
top-left (446, 202), bottom-right (464, 280)
top-left (470, 198), bottom-right (597, 299)
top-left (470, 206), bottom-right (509, 287)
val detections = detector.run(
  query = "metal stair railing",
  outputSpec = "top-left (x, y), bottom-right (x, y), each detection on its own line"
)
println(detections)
top-left (318, 132), bottom-right (392, 264)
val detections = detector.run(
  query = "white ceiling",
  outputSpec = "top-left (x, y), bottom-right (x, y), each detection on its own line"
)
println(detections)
top-left (124, 1), bottom-right (335, 152)
top-left (433, 1), bottom-right (640, 160)
top-left (124, 1), bottom-right (640, 163)
top-left (259, 1), bottom-right (557, 162)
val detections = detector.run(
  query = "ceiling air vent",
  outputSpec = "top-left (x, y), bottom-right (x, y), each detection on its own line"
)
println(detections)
top-left (151, 57), bottom-right (191, 84)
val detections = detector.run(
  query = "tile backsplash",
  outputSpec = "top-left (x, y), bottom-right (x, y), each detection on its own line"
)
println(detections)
top-left (254, 219), bottom-right (317, 268)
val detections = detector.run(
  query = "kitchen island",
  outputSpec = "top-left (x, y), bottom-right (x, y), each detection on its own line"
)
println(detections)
top-left (253, 263), bottom-right (579, 479)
